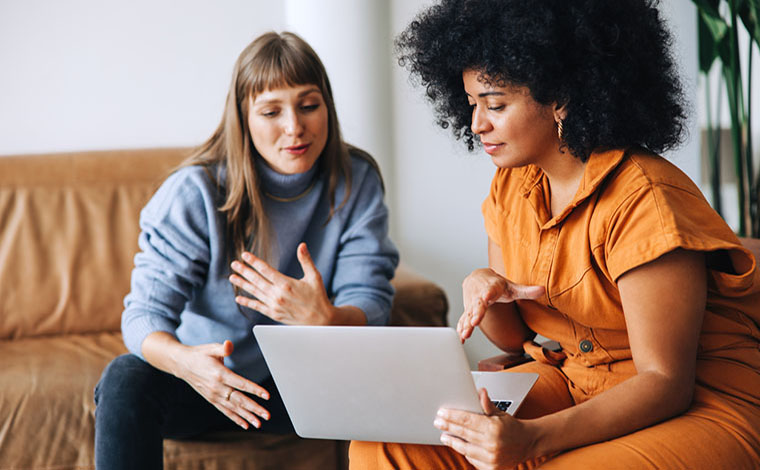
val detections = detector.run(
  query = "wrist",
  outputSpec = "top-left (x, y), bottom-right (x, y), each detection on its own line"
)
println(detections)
top-left (523, 415), bottom-right (557, 460)
top-left (320, 303), bottom-right (338, 325)
top-left (166, 342), bottom-right (192, 379)
top-left (324, 304), bottom-right (367, 326)
top-left (143, 331), bottom-right (189, 379)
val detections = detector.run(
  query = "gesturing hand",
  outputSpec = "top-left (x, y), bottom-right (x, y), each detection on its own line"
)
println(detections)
top-left (176, 339), bottom-right (271, 430)
top-left (434, 388), bottom-right (538, 470)
top-left (458, 269), bottom-right (544, 342)
top-left (229, 242), bottom-right (335, 325)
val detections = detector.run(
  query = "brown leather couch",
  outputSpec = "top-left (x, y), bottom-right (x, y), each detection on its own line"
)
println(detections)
top-left (0, 148), bottom-right (449, 470)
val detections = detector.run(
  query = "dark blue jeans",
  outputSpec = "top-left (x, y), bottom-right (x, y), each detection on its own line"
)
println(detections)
top-left (94, 354), bottom-right (293, 470)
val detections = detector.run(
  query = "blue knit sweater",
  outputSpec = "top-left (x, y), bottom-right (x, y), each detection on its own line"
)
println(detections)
top-left (121, 153), bottom-right (399, 383)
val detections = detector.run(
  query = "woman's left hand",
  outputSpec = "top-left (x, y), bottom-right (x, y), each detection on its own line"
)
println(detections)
top-left (229, 242), bottom-right (335, 325)
top-left (434, 388), bottom-right (538, 470)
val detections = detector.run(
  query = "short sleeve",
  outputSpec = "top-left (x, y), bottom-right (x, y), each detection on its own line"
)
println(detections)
top-left (605, 180), bottom-right (750, 283)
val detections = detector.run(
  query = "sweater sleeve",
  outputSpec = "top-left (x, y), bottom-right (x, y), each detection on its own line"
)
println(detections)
top-left (331, 163), bottom-right (399, 325)
top-left (121, 168), bottom-right (214, 358)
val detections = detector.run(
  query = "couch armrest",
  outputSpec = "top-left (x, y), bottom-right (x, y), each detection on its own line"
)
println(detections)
top-left (388, 263), bottom-right (449, 327)
top-left (477, 353), bottom-right (532, 371)
top-left (477, 340), bottom-right (561, 371)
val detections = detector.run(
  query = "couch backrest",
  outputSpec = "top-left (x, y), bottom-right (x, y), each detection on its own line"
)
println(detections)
top-left (0, 148), bottom-right (188, 340)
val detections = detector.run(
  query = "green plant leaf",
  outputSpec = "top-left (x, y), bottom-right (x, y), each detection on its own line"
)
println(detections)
top-left (738, 0), bottom-right (760, 45)
top-left (699, 8), bottom-right (729, 40)
top-left (699, 12), bottom-right (721, 71)
top-left (692, 0), bottom-right (724, 19)
top-left (693, 0), bottom-right (759, 235)
top-left (717, 23), bottom-right (735, 65)
top-left (692, 0), bottom-right (728, 71)
top-left (698, 9), bottom-right (732, 72)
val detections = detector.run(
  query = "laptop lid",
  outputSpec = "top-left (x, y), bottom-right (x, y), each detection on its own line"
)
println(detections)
top-left (253, 325), bottom-right (537, 445)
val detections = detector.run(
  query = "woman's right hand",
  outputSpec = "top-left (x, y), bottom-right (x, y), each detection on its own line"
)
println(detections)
top-left (175, 339), bottom-right (271, 430)
top-left (143, 332), bottom-right (271, 430)
top-left (458, 268), bottom-right (544, 342)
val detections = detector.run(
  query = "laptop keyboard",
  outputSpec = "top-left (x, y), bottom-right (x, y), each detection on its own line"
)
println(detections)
top-left (491, 400), bottom-right (513, 412)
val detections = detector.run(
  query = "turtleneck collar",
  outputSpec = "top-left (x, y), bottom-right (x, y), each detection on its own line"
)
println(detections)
top-left (255, 157), bottom-right (320, 200)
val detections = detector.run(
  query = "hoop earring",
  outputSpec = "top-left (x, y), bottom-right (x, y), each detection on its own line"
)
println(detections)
top-left (557, 120), bottom-right (564, 140)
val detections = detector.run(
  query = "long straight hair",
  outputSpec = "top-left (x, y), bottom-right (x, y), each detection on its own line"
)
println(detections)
top-left (180, 31), bottom-right (372, 262)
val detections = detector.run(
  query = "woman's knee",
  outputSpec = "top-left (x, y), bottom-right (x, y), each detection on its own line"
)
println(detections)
top-left (507, 361), bottom-right (574, 420)
top-left (348, 440), bottom-right (377, 469)
top-left (94, 354), bottom-right (163, 407)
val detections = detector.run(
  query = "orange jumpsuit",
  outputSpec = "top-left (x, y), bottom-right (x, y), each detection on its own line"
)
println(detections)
top-left (350, 149), bottom-right (760, 469)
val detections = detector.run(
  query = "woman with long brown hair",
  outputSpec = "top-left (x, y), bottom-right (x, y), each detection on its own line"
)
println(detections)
top-left (94, 31), bottom-right (398, 469)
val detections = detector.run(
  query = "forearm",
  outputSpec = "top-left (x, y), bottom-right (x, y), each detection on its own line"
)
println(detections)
top-left (522, 250), bottom-right (707, 455)
top-left (528, 370), bottom-right (694, 458)
top-left (478, 302), bottom-right (535, 353)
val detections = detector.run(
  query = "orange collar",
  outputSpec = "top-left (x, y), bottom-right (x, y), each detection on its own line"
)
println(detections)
top-left (518, 148), bottom-right (629, 228)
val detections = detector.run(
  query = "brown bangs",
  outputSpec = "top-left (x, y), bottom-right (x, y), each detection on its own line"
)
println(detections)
top-left (242, 36), bottom-right (325, 99)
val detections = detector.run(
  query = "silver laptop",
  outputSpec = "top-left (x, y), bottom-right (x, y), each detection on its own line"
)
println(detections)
top-left (253, 325), bottom-right (538, 445)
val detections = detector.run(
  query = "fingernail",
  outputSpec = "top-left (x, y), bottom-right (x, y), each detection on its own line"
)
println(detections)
top-left (242, 253), bottom-right (252, 261)
top-left (440, 435), bottom-right (450, 444)
top-left (262, 392), bottom-right (270, 400)
top-left (436, 409), bottom-right (445, 417)
top-left (433, 418), bottom-right (444, 428)
top-left (231, 261), bottom-right (240, 270)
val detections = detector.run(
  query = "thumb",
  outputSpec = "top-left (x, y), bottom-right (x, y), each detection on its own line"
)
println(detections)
top-left (479, 388), bottom-right (498, 415)
top-left (296, 243), bottom-right (320, 279)
top-left (213, 339), bottom-right (234, 359)
top-left (506, 283), bottom-right (545, 301)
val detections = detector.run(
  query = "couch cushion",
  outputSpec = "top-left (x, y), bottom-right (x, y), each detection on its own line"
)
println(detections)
top-left (0, 333), bottom-right (127, 469)
top-left (0, 333), bottom-right (348, 470)
top-left (0, 148), bottom-right (187, 339)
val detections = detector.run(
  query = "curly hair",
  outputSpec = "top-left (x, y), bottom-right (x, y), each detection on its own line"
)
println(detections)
top-left (395, 0), bottom-right (688, 161)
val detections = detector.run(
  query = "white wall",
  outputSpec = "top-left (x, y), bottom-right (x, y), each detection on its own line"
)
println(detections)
top-left (0, 0), bottom-right (701, 367)
top-left (0, 0), bottom-right (284, 154)
top-left (660, 0), bottom-right (700, 183)
top-left (388, 1), bottom-right (498, 364)
top-left (283, 0), bottom-right (397, 237)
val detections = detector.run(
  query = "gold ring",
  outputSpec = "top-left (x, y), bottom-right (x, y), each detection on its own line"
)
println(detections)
top-left (225, 389), bottom-right (233, 401)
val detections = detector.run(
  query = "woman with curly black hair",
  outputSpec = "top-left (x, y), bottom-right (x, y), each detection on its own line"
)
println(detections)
top-left (350, 0), bottom-right (760, 468)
